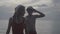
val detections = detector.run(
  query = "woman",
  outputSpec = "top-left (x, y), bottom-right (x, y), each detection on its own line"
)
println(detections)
top-left (6, 5), bottom-right (25, 34)
top-left (25, 6), bottom-right (45, 34)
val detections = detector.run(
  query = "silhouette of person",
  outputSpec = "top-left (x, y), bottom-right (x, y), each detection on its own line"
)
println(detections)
top-left (6, 5), bottom-right (25, 34)
top-left (25, 6), bottom-right (45, 34)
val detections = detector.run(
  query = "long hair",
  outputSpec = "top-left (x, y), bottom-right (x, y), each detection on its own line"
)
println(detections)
top-left (14, 5), bottom-right (25, 17)
top-left (13, 5), bottom-right (25, 23)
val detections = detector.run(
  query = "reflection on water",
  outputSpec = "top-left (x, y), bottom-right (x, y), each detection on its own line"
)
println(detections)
top-left (0, 20), bottom-right (8, 34)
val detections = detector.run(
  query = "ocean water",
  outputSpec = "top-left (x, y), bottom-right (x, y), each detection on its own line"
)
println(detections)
top-left (0, 19), bottom-right (54, 34)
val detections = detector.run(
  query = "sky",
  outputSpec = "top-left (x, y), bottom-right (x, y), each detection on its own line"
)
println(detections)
top-left (0, 0), bottom-right (54, 20)
top-left (0, 0), bottom-right (60, 21)
top-left (0, 0), bottom-right (60, 34)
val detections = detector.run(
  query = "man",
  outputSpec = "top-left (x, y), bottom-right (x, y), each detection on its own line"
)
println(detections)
top-left (25, 6), bottom-right (45, 34)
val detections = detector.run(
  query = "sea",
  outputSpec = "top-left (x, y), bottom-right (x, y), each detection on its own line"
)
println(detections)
top-left (0, 19), bottom-right (58, 34)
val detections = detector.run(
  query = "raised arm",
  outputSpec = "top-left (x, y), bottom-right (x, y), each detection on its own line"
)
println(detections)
top-left (33, 9), bottom-right (45, 18)
top-left (6, 17), bottom-right (12, 34)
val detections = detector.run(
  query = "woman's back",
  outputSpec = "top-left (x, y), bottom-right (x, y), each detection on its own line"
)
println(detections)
top-left (11, 17), bottom-right (25, 34)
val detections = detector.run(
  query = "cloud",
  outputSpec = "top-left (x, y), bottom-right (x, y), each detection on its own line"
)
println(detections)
top-left (0, 0), bottom-right (53, 7)
top-left (53, 0), bottom-right (60, 3)
top-left (0, 0), bottom-right (30, 6)
top-left (0, 0), bottom-right (60, 21)
top-left (23, 0), bottom-right (54, 7)
top-left (0, 0), bottom-right (54, 20)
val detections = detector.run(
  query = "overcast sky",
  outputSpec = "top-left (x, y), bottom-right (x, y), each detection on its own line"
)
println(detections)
top-left (0, 0), bottom-right (54, 20)
top-left (0, 0), bottom-right (60, 20)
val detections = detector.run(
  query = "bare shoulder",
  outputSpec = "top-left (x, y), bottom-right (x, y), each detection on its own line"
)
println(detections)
top-left (9, 17), bottom-right (13, 23)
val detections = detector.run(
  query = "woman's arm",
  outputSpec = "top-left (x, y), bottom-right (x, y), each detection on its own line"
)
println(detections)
top-left (6, 17), bottom-right (12, 34)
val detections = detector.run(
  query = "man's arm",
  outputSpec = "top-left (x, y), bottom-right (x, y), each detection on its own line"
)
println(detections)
top-left (33, 9), bottom-right (45, 18)
top-left (6, 18), bottom-right (12, 34)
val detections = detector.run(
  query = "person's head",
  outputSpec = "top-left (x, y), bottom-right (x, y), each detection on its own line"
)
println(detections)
top-left (27, 6), bottom-right (34, 16)
top-left (15, 5), bottom-right (25, 17)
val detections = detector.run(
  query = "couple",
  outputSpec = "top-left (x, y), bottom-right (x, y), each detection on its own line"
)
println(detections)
top-left (6, 5), bottom-right (45, 34)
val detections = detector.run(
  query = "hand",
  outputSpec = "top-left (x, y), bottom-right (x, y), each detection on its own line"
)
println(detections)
top-left (33, 9), bottom-right (39, 12)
